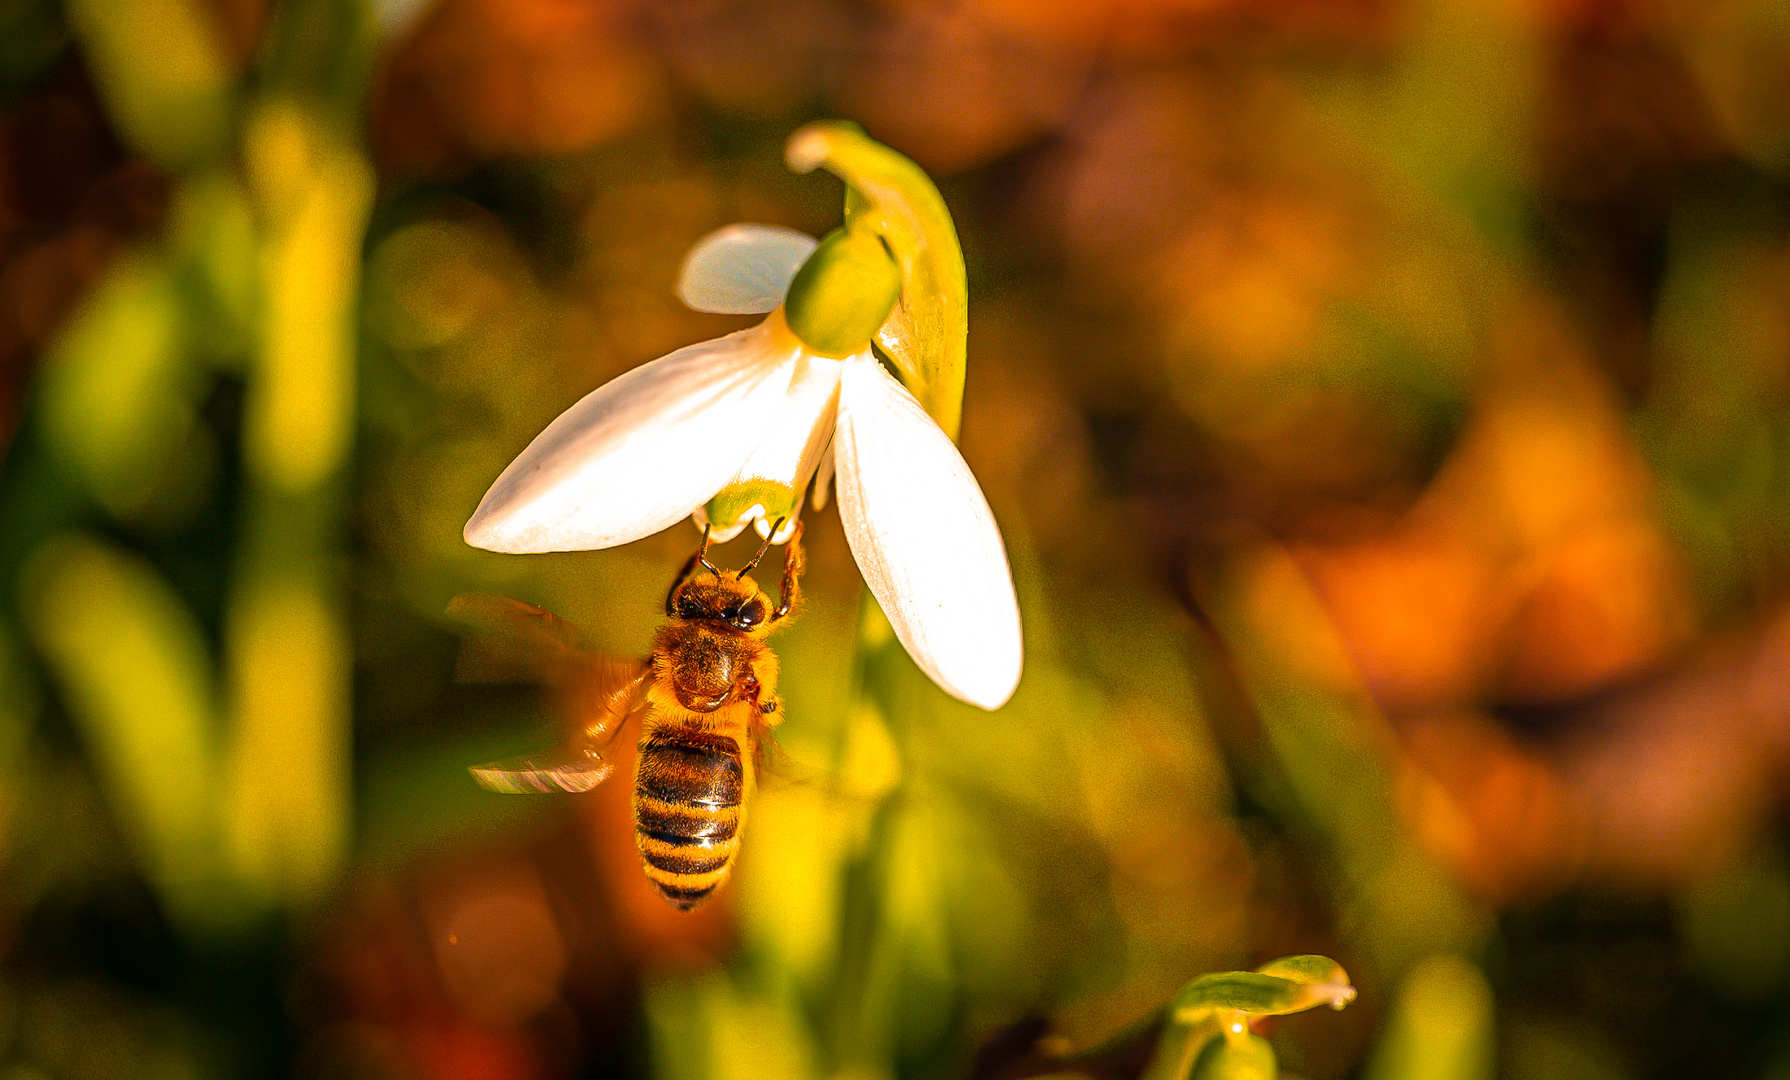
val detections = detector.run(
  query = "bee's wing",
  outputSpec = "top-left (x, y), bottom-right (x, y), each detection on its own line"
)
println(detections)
top-left (452, 596), bottom-right (656, 795)
top-left (446, 592), bottom-right (595, 684)
top-left (750, 717), bottom-right (890, 806)
top-left (578, 655), bottom-right (656, 738)
top-left (753, 722), bottom-right (793, 779)
top-left (469, 660), bottom-right (647, 794)
top-left (751, 724), bottom-right (832, 792)
top-left (470, 747), bottom-right (616, 793)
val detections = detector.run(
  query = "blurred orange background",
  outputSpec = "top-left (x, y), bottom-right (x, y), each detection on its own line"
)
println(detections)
top-left (2, 0), bottom-right (1790, 1077)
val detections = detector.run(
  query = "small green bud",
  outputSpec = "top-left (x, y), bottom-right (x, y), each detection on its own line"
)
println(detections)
top-left (1189, 1033), bottom-right (1277, 1080)
top-left (784, 226), bottom-right (901, 358)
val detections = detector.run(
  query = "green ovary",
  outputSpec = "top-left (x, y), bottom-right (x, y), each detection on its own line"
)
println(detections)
top-left (783, 226), bottom-right (901, 358)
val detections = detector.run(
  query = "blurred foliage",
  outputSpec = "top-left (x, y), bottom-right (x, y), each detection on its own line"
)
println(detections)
top-left (2, 0), bottom-right (1790, 1079)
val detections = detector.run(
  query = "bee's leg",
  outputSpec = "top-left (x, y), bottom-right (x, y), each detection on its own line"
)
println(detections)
top-left (773, 521), bottom-right (805, 622)
top-left (742, 671), bottom-right (779, 718)
top-left (743, 653), bottom-right (784, 725)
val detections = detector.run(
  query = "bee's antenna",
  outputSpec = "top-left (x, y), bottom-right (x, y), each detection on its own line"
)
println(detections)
top-left (737, 518), bottom-right (783, 576)
top-left (697, 524), bottom-right (722, 576)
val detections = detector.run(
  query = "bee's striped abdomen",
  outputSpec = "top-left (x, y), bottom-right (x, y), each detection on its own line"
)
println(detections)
top-left (633, 726), bottom-right (745, 909)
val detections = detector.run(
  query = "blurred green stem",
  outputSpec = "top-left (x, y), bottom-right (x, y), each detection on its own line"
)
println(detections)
top-left (224, 99), bottom-right (371, 903)
top-left (13, 0), bottom-right (378, 928)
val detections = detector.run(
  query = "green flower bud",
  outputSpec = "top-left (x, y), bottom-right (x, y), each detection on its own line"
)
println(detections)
top-left (784, 226), bottom-right (901, 358)
top-left (1189, 1033), bottom-right (1277, 1080)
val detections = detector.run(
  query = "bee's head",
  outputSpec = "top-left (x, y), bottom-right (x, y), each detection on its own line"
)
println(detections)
top-left (667, 572), bottom-right (773, 636)
top-left (665, 521), bottom-right (788, 636)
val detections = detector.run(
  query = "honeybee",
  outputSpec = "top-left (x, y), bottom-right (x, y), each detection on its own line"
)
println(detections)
top-left (456, 522), bottom-right (804, 910)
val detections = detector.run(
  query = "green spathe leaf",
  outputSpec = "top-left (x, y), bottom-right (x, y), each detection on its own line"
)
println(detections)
top-left (1255, 954), bottom-right (1348, 986)
top-left (1171, 957), bottom-right (1353, 1019)
top-left (785, 122), bottom-right (968, 439)
top-left (1174, 973), bottom-right (1305, 1017)
top-left (1253, 954), bottom-right (1358, 1013)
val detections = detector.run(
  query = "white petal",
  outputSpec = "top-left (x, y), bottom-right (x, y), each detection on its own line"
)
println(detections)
top-left (834, 357), bottom-right (1022, 709)
top-left (701, 352), bottom-right (841, 542)
top-left (811, 437), bottom-right (835, 512)
top-left (465, 321), bottom-right (802, 552)
top-left (747, 352), bottom-right (841, 491)
top-left (760, 515), bottom-right (800, 544)
top-left (677, 224), bottom-right (818, 315)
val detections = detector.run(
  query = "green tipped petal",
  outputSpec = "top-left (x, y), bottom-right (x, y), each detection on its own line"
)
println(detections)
top-left (705, 479), bottom-right (803, 539)
top-left (785, 122), bottom-right (968, 439)
top-left (1255, 954), bottom-right (1349, 985)
top-left (784, 227), bottom-right (901, 358)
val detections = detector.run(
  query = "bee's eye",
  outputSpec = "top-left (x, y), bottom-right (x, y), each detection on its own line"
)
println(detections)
top-left (736, 600), bottom-right (766, 628)
top-left (675, 595), bottom-right (701, 619)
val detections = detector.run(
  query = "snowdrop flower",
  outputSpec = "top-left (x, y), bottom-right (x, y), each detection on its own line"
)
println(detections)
top-left (463, 133), bottom-right (1021, 709)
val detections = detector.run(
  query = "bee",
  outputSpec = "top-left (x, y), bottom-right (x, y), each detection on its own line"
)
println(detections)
top-left (455, 522), bottom-right (804, 910)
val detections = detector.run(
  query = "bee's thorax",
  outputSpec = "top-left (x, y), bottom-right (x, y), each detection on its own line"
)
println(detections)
top-left (654, 621), bottom-right (764, 713)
